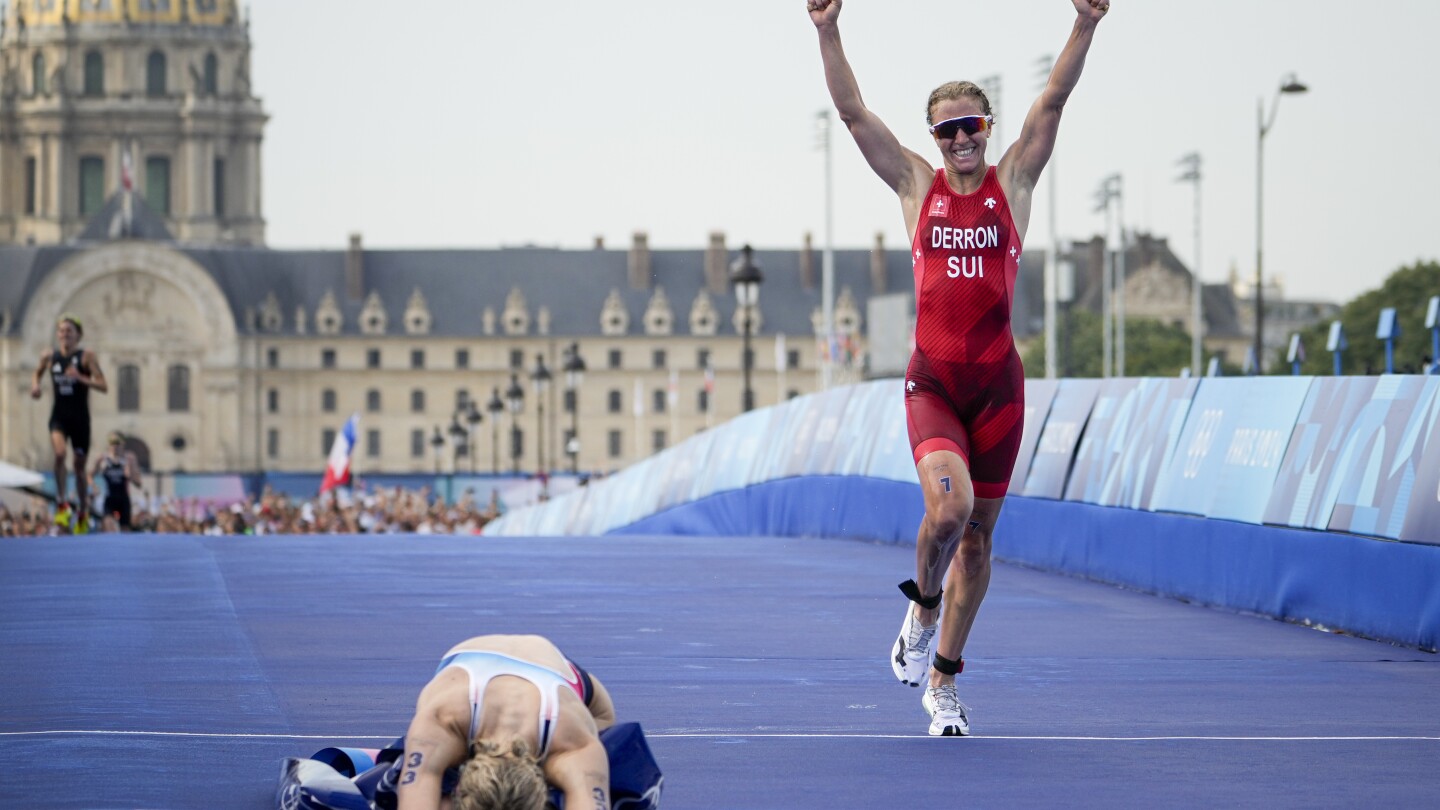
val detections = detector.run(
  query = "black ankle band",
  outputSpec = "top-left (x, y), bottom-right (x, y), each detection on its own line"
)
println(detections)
top-left (932, 653), bottom-right (964, 676)
top-left (898, 579), bottom-right (943, 610)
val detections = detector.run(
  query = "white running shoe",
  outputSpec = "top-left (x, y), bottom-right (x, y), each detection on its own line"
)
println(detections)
top-left (922, 683), bottom-right (971, 736)
top-left (890, 604), bottom-right (937, 687)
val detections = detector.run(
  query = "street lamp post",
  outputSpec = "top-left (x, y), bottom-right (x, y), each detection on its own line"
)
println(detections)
top-left (446, 416), bottom-right (467, 504)
top-left (505, 372), bottom-right (524, 474)
top-left (1256, 73), bottom-right (1309, 374)
top-left (563, 342), bottom-right (586, 474)
top-left (1093, 174), bottom-right (1122, 377)
top-left (730, 245), bottom-right (764, 412)
top-left (1177, 152), bottom-right (1203, 376)
top-left (428, 425), bottom-right (444, 477)
top-left (486, 387), bottom-right (504, 475)
top-left (530, 354), bottom-right (551, 477)
top-left (465, 403), bottom-right (482, 475)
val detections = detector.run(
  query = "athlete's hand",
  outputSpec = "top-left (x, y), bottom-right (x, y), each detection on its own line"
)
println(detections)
top-left (29, 382), bottom-right (41, 399)
top-left (808, 0), bottom-right (841, 26)
top-left (1072, 0), bottom-right (1110, 21)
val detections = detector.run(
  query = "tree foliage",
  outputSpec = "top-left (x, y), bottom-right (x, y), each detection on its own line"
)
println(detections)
top-left (1022, 309), bottom-right (1212, 378)
top-left (1286, 260), bottom-right (1440, 376)
top-left (1022, 260), bottom-right (1440, 378)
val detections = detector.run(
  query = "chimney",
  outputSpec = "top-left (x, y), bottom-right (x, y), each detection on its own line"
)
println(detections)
top-left (705, 231), bottom-right (728, 293)
top-left (870, 232), bottom-right (887, 294)
top-left (346, 233), bottom-right (364, 302)
top-left (628, 231), bottom-right (651, 289)
top-left (593, 235), bottom-right (605, 250)
top-left (800, 232), bottom-right (815, 291)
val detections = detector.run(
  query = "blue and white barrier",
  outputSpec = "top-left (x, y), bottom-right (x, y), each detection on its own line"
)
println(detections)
top-left (484, 376), bottom-right (1440, 650)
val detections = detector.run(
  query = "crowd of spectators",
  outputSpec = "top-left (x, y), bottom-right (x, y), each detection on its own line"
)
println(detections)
top-left (0, 485), bottom-right (502, 537)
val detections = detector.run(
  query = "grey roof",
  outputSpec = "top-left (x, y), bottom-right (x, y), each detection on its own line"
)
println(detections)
top-left (74, 192), bottom-right (176, 243)
top-left (0, 220), bottom-right (1194, 344)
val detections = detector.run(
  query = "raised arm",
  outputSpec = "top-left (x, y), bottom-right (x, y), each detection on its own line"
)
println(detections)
top-left (1001, 0), bottom-right (1109, 204)
top-left (809, 0), bottom-right (930, 199)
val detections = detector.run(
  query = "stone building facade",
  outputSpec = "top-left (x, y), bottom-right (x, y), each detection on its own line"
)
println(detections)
top-left (0, 0), bottom-right (265, 246)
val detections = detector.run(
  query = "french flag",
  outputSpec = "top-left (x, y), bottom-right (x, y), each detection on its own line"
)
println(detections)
top-left (320, 414), bottom-right (359, 493)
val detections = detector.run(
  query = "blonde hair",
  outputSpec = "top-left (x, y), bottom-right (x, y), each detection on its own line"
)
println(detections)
top-left (925, 81), bottom-right (993, 125)
top-left (453, 739), bottom-right (547, 810)
top-left (57, 314), bottom-right (84, 337)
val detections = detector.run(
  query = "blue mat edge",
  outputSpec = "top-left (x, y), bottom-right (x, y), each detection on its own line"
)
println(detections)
top-left (615, 476), bottom-right (1440, 651)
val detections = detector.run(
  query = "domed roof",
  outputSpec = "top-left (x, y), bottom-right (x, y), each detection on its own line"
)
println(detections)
top-left (12, 0), bottom-right (238, 28)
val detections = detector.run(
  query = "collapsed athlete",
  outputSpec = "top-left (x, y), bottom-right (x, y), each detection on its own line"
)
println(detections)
top-left (809, 0), bottom-right (1110, 735)
top-left (30, 315), bottom-right (107, 533)
top-left (397, 634), bottom-right (616, 810)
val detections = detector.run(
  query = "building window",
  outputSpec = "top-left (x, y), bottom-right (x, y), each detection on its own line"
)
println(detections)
top-left (788, 389), bottom-right (800, 400)
top-left (607, 390), bottom-right (622, 414)
top-left (366, 389), bottom-right (381, 412)
top-left (117, 364), bottom-right (140, 412)
top-left (145, 156), bottom-right (171, 216)
top-left (213, 158), bottom-right (225, 216)
top-left (787, 349), bottom-right (800, 370)
top-left (411, 389), bottom-right (425, 413)
top-left (24, 157), bottom-right (37, 215)
top-left (266, 348), bottom-right (278, 369)
top-left (79, 157), bottom-right (105, 217)
top-left (32, 52), bottom-right (46, 95)
top-left (366, 349), bottom-right (381, 369)
top-left (563, 389), bottom-right (576, 414)
top-left (652, 430), bottom-right (667, 452)
top-left (509, 349), bottom-right (524, 369)
top-left (411, 429), bottom-right (425, 458)
top-left (82, 50), bottom-right (104, 96)
top-left (652, 349), bottom-right (666, 369)
top-left (456, 389), bottom-right (471, 412)
top-left (608, 430), bottom-right (622, 458)
top-left (321, 349), bottom-right (337, 369)
top-left (266, 429), bottom-right (279, 459)
top-left (146, 50), bottom-right (166, 97)
top-left (266, 388), bottom-right (278, 413)
top-left (697, 348), bottom-right (710, 370)
top-left (697, 389), bottom-right (709, 413)
top-left (166, 365), bottom-right (190, 412)
top-left (455, 349), bottom-right (470, 369)
top-left (322, 429), bottom-right (335, 455)
top-left (410, 349), bottom-right (425, 369)
top-left (322, 389), bottom-right (337, 413)
top-left (608, 349), bottom-right (622, 370)
top-left (203, 51), bottom-right (218, 95)
top-left (652, 390), bottom-right (666, 413)
top-left (366, 429), bottom-right (380, 458)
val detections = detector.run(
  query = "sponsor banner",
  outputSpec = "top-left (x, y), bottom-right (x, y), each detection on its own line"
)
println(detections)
top-left (1150, 377), bottom-right (1312, 523)
top-left (864, 383), bottom-right (920, 484)
top-left (798, 385), bottom-right (858, 476)
top-left (1014, 379), bottom-right (1060, 490)
top-left (833, 380), bottom-right (899, 477)
top-left (1401, 379), bottom-right (1440, 545)
top-left (1099, 377), bottom-right (1199, 510)
top-left (689, 408), bottom-right (774, 498)
top-left (1328, 376), bottom-right (1440, 539)
top-left (1263, 376), bottom-right (1379, 530)
top-left (1020, 378), bottom-right (1101, 499)
top-left (750, 397), bottom-right (808, 485)
top-left (655, 428), bottom-right (717, 514)
top-left (1063, 378), bottom-right (1141, 504)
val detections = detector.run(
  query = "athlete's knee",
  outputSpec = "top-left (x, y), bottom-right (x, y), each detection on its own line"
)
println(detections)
top-left (956, 533), bottom-right (991, 577)
top-left (928, 497), bottom-right (974, 545)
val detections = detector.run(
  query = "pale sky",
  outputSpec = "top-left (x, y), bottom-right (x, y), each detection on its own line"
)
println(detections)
top-left (252, 0), bottom-right (1438, 305)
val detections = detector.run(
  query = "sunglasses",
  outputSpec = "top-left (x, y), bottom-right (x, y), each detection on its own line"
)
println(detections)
top-left (929, 115), bottom-right (993, 139)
